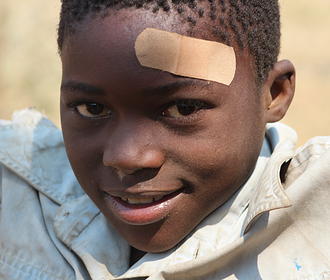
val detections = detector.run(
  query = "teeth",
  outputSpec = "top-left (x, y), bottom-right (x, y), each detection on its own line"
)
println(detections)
top-left (119, 195), bottom-right (165, 205)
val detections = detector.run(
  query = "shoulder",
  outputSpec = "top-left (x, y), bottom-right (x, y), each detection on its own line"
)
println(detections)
top-left (0, 109), bottom-right (83, 205)
top-left (0, 108), bottom-right (62, 158)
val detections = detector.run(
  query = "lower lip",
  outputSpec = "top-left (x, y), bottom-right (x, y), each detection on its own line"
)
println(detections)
top-left (103, 191), bottom-right (182, 225)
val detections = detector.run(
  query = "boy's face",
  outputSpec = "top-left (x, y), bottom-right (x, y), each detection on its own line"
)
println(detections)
top-left (60, 8), bottom-right (269, 252)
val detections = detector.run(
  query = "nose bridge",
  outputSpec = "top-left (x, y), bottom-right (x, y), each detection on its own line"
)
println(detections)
top-left (102, 119), bottom-right (164, 171)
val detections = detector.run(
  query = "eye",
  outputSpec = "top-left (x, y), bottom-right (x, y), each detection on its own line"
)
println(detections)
top-left (75, 103), bottom-right (112, 119)
top-left (161, 100), bottom-right (209, 118)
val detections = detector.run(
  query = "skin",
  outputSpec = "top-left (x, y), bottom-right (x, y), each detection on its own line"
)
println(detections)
top-left (60, 7), bottom-right (295, 262)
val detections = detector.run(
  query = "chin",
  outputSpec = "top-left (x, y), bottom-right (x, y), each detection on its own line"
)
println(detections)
top-left (116, 219), bottom-right (191, 253)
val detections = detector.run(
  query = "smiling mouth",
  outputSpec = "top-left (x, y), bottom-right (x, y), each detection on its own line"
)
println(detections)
top-left (117, 195), bottom-right (165, 205)
top-left (111, 189), bottom-right (182, 206)
top-left (102, 189), bottom-right (183, 225)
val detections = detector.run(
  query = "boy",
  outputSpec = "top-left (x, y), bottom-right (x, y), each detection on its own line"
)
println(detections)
top-left (1, 0), bottom-right (329, 279)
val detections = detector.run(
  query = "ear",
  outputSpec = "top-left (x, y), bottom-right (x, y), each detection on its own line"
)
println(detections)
top-left (263, 60), bottom-right (295, 123)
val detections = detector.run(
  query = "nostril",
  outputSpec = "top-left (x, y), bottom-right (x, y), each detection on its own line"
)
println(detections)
top-left (116, 168), bottom-right (141, 181)
top-left (120, 168), bottom-right (161, 188)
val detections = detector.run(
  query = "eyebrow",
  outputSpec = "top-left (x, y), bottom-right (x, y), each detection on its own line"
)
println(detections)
top-left (61, 81), bottom-right (105, 95)
top-left (143, 79), bottom-right (209, 97)
top-left (60, 78), bottom-right (209, 97)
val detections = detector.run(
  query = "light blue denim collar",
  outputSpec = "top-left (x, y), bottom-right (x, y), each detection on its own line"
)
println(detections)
top-left (0, 109), bottom-right (84, 205)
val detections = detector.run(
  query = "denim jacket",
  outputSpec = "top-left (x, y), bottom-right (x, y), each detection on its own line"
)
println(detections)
top-left (0, 109), bottom-right (329, 280)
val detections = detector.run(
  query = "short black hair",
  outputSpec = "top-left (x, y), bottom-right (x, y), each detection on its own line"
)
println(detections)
top-left (58, 0), bottom-right (280, 83)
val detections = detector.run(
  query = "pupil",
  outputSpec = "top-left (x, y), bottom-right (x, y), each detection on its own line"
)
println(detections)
top-left (177, 101), bottom-right (197, 116)
top-left (87, 103), bottom-right (103, 115)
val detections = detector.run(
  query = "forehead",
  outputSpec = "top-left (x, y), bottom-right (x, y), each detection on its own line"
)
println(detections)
top-left (61, 7), bottom-right (221, 65)
top-left (61, 7), bottom-right (256, 96)
top-left (65, 5), bottom-right (223, 45)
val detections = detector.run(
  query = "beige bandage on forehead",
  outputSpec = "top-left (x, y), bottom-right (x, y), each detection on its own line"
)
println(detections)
top-left (135, 28), bottom-right (236, 85)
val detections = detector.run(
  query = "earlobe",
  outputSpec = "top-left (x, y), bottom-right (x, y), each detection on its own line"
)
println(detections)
top-left (264, 60), bottom-right (295, 123)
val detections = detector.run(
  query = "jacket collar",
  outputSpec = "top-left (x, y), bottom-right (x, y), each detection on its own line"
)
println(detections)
top-left (242, 123), bottom-right (297, 233)
top-left (0, 109), bottom-right (84, 205)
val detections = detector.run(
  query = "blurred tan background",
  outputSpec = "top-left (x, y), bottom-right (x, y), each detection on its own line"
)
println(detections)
top-left (0, 0), bottom-right (329, 146)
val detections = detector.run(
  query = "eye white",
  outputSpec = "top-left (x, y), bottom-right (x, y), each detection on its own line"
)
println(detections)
top-left (76, 103), bottom-right (111, 118)
top-left (163, 100), bottom-right (205, 118)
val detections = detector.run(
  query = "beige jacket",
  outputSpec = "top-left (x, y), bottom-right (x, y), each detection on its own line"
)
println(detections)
top-left (0, 109), bottom-right (329, 280)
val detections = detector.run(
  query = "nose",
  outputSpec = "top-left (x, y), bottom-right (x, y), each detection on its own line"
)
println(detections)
top-left (102, 122), bottom-right (165, 177)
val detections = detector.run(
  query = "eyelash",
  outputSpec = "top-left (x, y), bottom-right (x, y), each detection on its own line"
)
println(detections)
top-left (67, 99), bottom-right (212, 123)
top-left (67, 101), bottom-right (112, 120)
top-left (159, 99), bottom-right (212, 124)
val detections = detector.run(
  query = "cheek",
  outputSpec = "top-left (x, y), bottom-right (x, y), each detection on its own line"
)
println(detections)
top-left (61, 118), bottom-right (106, 194)
top-left (65, 140), bottom-right (102, 197)
top-left (166, 122), bottom-right (263, 230)
top-left (168, 110), bottom-right (264, 182)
